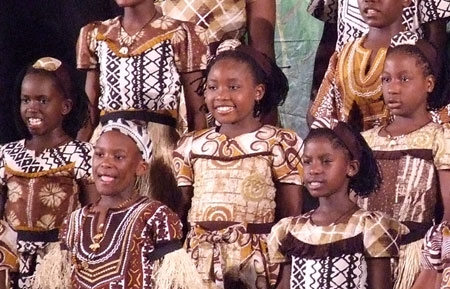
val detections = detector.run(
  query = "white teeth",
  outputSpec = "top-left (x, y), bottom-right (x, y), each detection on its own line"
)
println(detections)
top-left (309, 182), bottom-right (322, 189)
top-left (216, 106), bottom-right (234, 113)
top-left (100, 176), bottom-right (114, 182)
top-left (29, 118), bottom-right (42, 126)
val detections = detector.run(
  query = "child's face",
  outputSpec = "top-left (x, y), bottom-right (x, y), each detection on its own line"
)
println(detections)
top-left (357, 0), bottom-right (409, 28)
top-left (20, 73), bottom-right (72, 137)
top-left (302, 137), bottom-right (358, 199)
top-left (93, 130), bottom-right (148, 197)
top-left (204, 58), bottom-right (265, 129)
top-left (381, 52), bottom-right (434, 118)
top-left (115, 0), bottom-right (151, 8)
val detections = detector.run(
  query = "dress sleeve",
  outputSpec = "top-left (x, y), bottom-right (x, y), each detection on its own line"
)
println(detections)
top-left (271, 129), bottom-right (303, 185)
top-left (76, 22), bottom-right (100, 70)
top-left (147, 201), bottom-right (183, 245)
top-left (310, 50), bottom-right (340, 120)
top-left (420, 223), bottom-right (446, 272)
top-left (306, 0), bottom-right (338, 22)
top-left (171, 22), bottom-right (209, 73)
top-left (173, 133), bottom-right (195, 186)
top-left (267, 217), bottom-right (293, 264)
top-left (433, 124), bottom-right (450, 170)
top-left (74, 142), bottom-right (94, 183)
top-left (418, 0), bottom-right (450, 23)
top-left (363, 211), bottom-right (402, 258)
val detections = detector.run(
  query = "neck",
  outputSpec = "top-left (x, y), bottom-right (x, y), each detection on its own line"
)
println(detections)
top-left (97, 188), bottom-right (137, 209)
top-left (365, 22), bottom-right (404, 50)
top-left (122, 3), bottom-right (157, 29)
top-left (387, 113), bottom-right (431, 134)
top-left (219, 120), bottom-right (263, 139)
top-left (27, 130), bottom-right (71, 153)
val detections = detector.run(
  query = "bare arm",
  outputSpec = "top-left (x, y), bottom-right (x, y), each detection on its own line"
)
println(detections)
top-left (411, 269), bottom-right (440, 289)
top-left (246, 0), bottom-right (275, 60)
top-left (0, 185), bottom-right (5, 219)
top-left (275, 263), bottom-right (291, 289)
top-left (178, 186), bottom-right (194, 227)
top-left (367, 258), bottom-right (392, 289)
top-left (180, 71), bottom-right (207, 131)
top-left (77, 69), bottom-right (101, 141)
top-left (438, 170), bottom-right (450, 221)
top-left (275, 183), bottom-right (303, 221)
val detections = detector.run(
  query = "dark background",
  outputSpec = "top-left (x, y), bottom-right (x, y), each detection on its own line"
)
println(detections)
top-left (0, 0), bottom-right (121, 143)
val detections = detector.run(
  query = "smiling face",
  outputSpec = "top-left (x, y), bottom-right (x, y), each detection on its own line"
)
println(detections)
top-left (357, 0), bottom-right (410, 28)
top-left (93, 130), bottom-right (148, 197)
top-left (302, 137), bottom-right (358, 199)
top-left (20, 73), bottom-right (72, 137)
top-left (381, 51), bottom-right (434, 119)
top-left (204, 58), bottom-right (265, 134)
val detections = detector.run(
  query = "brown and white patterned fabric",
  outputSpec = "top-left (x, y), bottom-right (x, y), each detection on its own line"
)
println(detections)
top-left (77, 15), bottom-right (208, 114)
top-left (0, 139), bottom-right (94, 288)
top-left (267, 209), bottom-right (403, 289)
top-left (307, 0), bottom-right (450, 51)
top-left (60, 197), bottom-right (183, 289)
top-left (420, 221), bottom-right (450, 289)
top-left (159, 0), bottom-right (254, 44)
top-left (361, 122), bottom-right (450, 289)
top-left (173, 125), bottom-right (303, 289)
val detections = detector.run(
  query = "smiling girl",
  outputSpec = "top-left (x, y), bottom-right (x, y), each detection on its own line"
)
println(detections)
top-left (0, 57), bottom-right (96, 289)
top-left (173, 40), bottom-right (303, 289)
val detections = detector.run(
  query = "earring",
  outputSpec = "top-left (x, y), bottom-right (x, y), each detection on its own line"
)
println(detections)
top-left (253, 99), bottom-right (262, 117)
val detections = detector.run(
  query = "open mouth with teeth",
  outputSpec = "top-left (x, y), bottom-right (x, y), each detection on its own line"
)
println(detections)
top-left (28, 118), bottom-right (43, 126)
top-left (215, 105), bottom-right (235, 113)
top-left (99, 175), bottom-right (115, 183)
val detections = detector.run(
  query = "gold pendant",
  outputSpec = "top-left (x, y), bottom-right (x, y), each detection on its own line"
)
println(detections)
top-left (119, 46), bottom-right (129, 54)
top-left (89, 242), bottom-right (100, 251)
top-left (81, 261), bottom-right (89, 270)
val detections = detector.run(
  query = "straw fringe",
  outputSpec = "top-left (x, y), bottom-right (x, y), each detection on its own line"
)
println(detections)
top-left (393, 239), bottom-right (422, 289)
top-left (32, 243), bottom-right (71, 289)
top-left (153, 249), bottom-right (206, 289)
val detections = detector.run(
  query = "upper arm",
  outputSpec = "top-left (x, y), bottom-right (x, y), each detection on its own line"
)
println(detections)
top-left (246, 0), bottom-right (275, 59)
top-left (422, 19), bottom-right (447, 54)
top-left (275, 263), bottom-right (291, 289)
top-left (438, 170), bottom-right (450, 221)
top-left (180, 72), bottom-right (207, 131)
top-left (367, 258), bottom-right (393, 289)
top-left (85, 69), bottom-right (100, 108)
top-left (275, 183), bottom-right (302, 220)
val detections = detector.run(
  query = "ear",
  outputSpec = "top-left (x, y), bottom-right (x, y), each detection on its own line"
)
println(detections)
top-left (61, 99), bottom-right (73, 116)
top-left (426, 75), bottom-right (436, 93)
top-left (347, 160), bottom-right (360, 178)
top-left (402, 0), bottom-right (412, 7)
top-left (255, 84), bottom-right (266, 101)
top-left (136, 160), bottom-right (149, 177)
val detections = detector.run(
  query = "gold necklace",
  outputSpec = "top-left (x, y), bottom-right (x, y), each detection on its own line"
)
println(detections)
top-left (118, 11), bottom-right (158, 55)
top-left (88, 192), bottom-right (138, 252)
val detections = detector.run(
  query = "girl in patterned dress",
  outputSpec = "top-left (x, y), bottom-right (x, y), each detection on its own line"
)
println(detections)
top-left (56, 118), bottom-right (201, 289)
top-left (0, 57), bottom-right (96, 289)
top-left (76, 0), bottom-right (209, 211)
top-left (268, 118), bottom-right (403, 289)
top-left (172, 40), bottom-right (304, 289)
top-left (360, 42), bottom-right (450, 289)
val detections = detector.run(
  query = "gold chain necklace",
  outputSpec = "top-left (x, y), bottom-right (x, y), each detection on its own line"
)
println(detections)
top-left (118, 11), bottom-right (158, 55)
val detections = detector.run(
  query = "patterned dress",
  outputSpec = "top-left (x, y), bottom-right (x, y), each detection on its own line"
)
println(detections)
top-left (360, 122), bottom-right (450, 289)
top-left (173, 125), bottom-right (303, 289)
top-left (60, 197), bottom-right (183, 289)
top-left (307, 0), bottom-right (450, 51)
top-left (420, 221), bottom-right (450, 289)
top-left (267, 209), bottom-right (402, 289)
top-left (159, 0), bottom-right (251, 45)
top-left (310, 31), bottom-right (424, 131)
top-left (0, 139), bottom-right (94, 289)
top-left (77, 15), bottom-right (208, 208)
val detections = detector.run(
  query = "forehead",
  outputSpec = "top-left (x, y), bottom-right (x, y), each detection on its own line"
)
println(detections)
top-left (209, 58), bottom-right (253, 78)
top-left (384, 52), bottom-right (421, 71)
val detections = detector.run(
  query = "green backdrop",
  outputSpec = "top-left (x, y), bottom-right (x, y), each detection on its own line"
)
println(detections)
top-left (275, 0), bottom-right (323, 138)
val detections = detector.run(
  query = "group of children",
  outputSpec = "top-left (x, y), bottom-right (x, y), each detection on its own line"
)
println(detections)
top-left (1, 0), bottom-right (450, 289)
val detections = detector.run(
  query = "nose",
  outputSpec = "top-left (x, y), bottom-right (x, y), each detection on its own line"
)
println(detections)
top-left (307, 161), bottom-right (323, 175)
